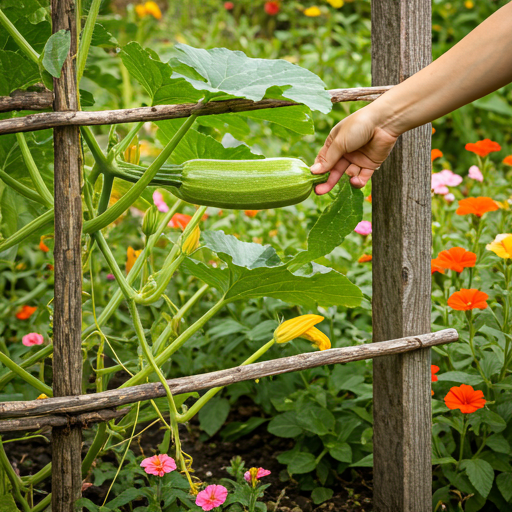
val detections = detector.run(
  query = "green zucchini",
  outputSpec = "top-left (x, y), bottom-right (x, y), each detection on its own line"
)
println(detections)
top-left (113, 158), bottom-right (328, 210)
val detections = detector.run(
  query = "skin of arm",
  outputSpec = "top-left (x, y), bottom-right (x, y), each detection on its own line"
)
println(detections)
top-left (312, 2), bottom-right (512, 193)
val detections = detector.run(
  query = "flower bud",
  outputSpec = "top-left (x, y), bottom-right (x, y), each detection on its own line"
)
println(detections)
top-left (142, 206), bottom-right (160, 237)
top-left (124, 136), bottom-right (140, 165)
top-left (182, 226), bottom-right (200, 255)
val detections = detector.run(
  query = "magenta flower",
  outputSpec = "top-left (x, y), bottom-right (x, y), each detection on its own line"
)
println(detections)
top-left (106, 273), bottom-right (115, 281)
top-left (140, 454), bottom-right (176, 477)
top-left (468, 165), bottom-right (483, 182)
top-left (153, 190), bottom-right (169, 213)
top-left (244, 467), bottom-right (271, 483)
top-left (354, 221), bottom-right (372, 236)
top-left (22, 333), bottom-right (44, 347)
top-left (195, 485), bottom-right (228, 511)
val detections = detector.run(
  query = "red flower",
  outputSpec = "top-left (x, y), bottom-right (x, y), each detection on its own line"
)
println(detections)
top-left (244, 210), bottom-right (259, 218)
top-left (264, 1), bottom-right (280, 15)
top-left (465, 139), bottom-right (501, 157)
top-left (503, 155), bottom-right (512, 166)
top-left (447, 289), bottom-right (488, 311)
top-left (434, 247), bottom-right (476, 273)
top-left (431, 259), bottom-right (445, 275)
top-left (16, 305), bottom-right (37, 320)
top-left (358, 254), bottom-right (372, 263)
top-left (444, 384), bottom-right (485, 414)
top-left (431, 149), bottom-right (443, 162)
top-left (224, 1), bottom-right (234, 9)
top-left (431, 365), bottom-right (439, 382)
top-left (456, 197), bottom-right (499, 217)
top-left (168, 213), bottom-right (192, 230)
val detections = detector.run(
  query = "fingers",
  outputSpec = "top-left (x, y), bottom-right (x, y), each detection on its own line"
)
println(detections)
top-left (311, 129), bottom-right (345, 174)
top-left (314, 158), bottom-right (350, 195)
top-left (349, 168), bottom-right (374, 189)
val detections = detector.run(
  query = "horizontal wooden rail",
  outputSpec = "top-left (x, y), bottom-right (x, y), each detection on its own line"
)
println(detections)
top-left (0, 329), bottom-right (457, 429)
top-left (0, 88), bottom-right (53, 113)
top-left (0, 86), bottom-right (393, 135)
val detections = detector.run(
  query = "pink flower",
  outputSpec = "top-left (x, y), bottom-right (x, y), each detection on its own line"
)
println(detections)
top-left (22, 333), bottom-right (44, 347)
top-left (106, 273), bottom-right (115, 281)
top-left (354, 221), bottom-right (372, 236)
top-left (140, 454), bottom-right (176, 477)
top-left (244, 467), bottom-right (271, 483)
top-left (468, 165), bottom-right (483, 182)
top-left (439, 170), bottom-right (463, 187)
top-left (196, 485), bottom-right (228, 511)
top-left (431, 170), bottom-right (462, 195)
top-left (152, 190), bottom-right (169, 213)
top-left (444, 193), bottom-right (455, 202)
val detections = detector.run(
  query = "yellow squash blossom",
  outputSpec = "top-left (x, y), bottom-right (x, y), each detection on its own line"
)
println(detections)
top-left (124, 137), bottom-right (140, 165)
top-left (182, 226), bottom-right (201, 255)
top-left (37, 394), bottom-right (49, 400)
top-left (126, 246), bottom-right (142, 274)
top-left (301, 326), bottom-right (331, 351)
top-left (486, 234), bottom-right (512, 259)
top-left (327, 0), bottom-right (343, 8)
top-left (304, 6), bottom-right (321, 17)
top-left (274, 314), bottom-right (330, 350)
top-left (135, 4), bottom-right (147, 17)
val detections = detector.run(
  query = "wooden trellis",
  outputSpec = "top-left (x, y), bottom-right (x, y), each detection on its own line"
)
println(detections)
top-left (0, 1), bottom-right (446, 511)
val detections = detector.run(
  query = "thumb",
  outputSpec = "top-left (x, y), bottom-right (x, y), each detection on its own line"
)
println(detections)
top-left (311, 133), bottom-right (346, 174)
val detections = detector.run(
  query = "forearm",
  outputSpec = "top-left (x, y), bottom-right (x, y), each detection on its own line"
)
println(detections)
top-left (371, 3), bottom-right (512, 135)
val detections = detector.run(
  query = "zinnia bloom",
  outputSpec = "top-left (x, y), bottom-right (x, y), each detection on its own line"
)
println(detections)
top-left (444, 193), bottom-right (455, 203)
top-left (244, 467), bottom-right (271, 487)
top-left (22, 332), bottom-right (44, 347)
top-left (468, 165), bottom-right (483, 182)
top-left (444, 384), bottom-right (485, 414)
top-left (152, 190), bottom-right (169, 213)
top-left (143, 1), bottom-right (162, 19)
top-left (486, 234), bottom-right (512, 259)
top-left (503, 155), bottom-right (512, 166)
top-left (126, 247), bottom-right (142, 274)
top-left (431, 259), bottom-right (445, 274)
top-left (39, 236), bottom-right (50, 253)
top-left (304, 6), bottom-right (321, 16)
top-left (140, 454), bottom-right (176, 476)
top-left (244, 210), bottom-right (259, 218)
top-left (106, 273), bottom-right (115, 281)
top-left (224, 1), bottom-right (234, 9)
top-left (456, 197), bottom-right (499, 217)
top-left (434, 247), bottom-right (476, 273)
top-left (169, 213), bottom-right (192, 229)
top-left (358, 254), bottom-right (372, 263)
top-left (365, 194), bottom-right (372, 203)
top-left (196, 485), bottom-right (228, 511)
top-left (182, 226), bottom-right (200, 255)
top-left (264, 1), bottom-right (280, 15)
top-left (431, 365), bottom-right (439, 382)
top-left (354, 220), bottom-right (372, 236)
top-left (465, 139), bottom-right (501, 157)
top-left (431, 149), bottom-right (443, 162)
top-left (447, 289), bottom-right (488, 311)
top-left (16, 305), bottom-right (37, 320)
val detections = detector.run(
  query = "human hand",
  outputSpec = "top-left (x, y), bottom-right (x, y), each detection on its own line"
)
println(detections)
top-left (311, 106), bottom-right (399, 193)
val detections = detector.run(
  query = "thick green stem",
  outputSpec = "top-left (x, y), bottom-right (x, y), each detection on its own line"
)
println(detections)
top-left (0, 209), bottom-right (54, 253)
top-left (0, 169), bottom-right (48, 206)
top-left (15, 133), bottom-right (53, 207)
top-left (0, 9), bottom-right (39, 64)
top-left (456, 415), bottom-right (469, 471)
top-left (77, 0), bottom-right (102, 83)
top-left (0, 350), bottom-right (53, 396)
top-left (31, 495), bottom-right (51, 512)
top-left (120, 298), bottom-right (226, 388)
top-left (81, 126), bottom-right (109, 169)
top-left (11, 281), bottom-right (47, 307)
top-left (83, 115), bottom-right (197, 234)
top-left (22, 462), bottom-right (51, 487)
top-left (97, 173), bottom-right (114, 216)
top-left (82, 422), bottom-right (108, 477)
top-left (0, 437), bottom-right (30, 512)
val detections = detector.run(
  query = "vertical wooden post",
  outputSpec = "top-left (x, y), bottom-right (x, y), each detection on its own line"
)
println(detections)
top-left (371, 1), bottom-right (432, 511)
top-left (51, 0), bottom-right (83, 511)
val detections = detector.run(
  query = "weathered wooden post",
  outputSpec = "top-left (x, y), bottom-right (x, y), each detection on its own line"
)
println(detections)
top-left (371, 1), bottom-right (432, 511)
top-left (51, 0), bottom-right (83, 510)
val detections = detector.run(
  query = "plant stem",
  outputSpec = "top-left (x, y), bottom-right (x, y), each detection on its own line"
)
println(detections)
top-left (0, 437), bottom-right (30, 512)
top-left (81, 126), bottom-right (109, 168)
top-left (113, 122), bottom-right (145, 156)
top-left (31, 494), bottom-right (51, 512)
top-left (82, 422), bottom-right (108, 477)
top-left (0, 9), bottom-right (39, 64)
top-left (0, 345), bottom-right (53, 390)
top-left (0, 169), bottom-right (49, 206)
top-left (77, 0), bottom-right (102, 83)
top-left (456, 415), bottom-right (468, 470)
top-left (0, 209), bottom-right (54, 253)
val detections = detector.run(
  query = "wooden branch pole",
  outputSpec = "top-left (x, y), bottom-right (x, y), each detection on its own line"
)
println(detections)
top-left (51, 1), bottom-right (83, 511)
top-left (0, 330), bottom-right (457, 425)
top-left (371, 1), bottom-right (432, 511)
top-left (0, 87), bottom-right (53, 112)
top-left (0, 86), bottom-right (393, 135)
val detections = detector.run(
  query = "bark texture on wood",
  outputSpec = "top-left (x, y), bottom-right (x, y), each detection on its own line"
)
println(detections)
top-left (0, 88), bottom-right (53, 112)
top-left (371, 1), bottom-right (432, 511)
top-left (0, 330), bottom-right (457, 421)
top-left (51, 0), bottom-right (83, 511)
top-left (0, 86), bottom-right (394, 134)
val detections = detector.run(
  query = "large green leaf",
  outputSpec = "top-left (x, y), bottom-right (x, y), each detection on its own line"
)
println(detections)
top-left (268, 411), bottom-right (303, 438)
top-left (296, 404), bottom-right (335, 436)
top-left (0, 50), bottom-right (40, 95)
top-left (461, 459), bottom-right (495, 499)
top-left (288, 178), bottom-right (363, 270)
top-left (0, 18), bottom-right (51, 54)
top-left (171, 44), bottom-right (332, 114)
top-left (198, 396), bottom-right (230, 437)
top-left (41, 29), bottom-right (70, 78)
top-left (90, 23), bottom-right (118, 48)
top-left (497, 472), bottom-right (512, 502)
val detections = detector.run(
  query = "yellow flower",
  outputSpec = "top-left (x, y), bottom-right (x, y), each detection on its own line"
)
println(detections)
top-left (144, 1), bottom-right (162, 19)
top-left (182, 226), bottom-right (201, 255)
top-left (327, 0), bottom-right (343, 7)
top-left (464, 0), bottom-right (474, 8)
top-left (126, 246), bottom-right (142, 274)
top-left (124, 136), bottom-right (140, 165)
top-left (135, 4), bottom-right (147, 17)
top-left (273, 314), bottom-right (330, 350)
top-left (37, 394), bottom-right (49, 400)
top-left (495, 199), bottom-right (511, 211)
top-left (304, 6), bottom-right (321, 17)
top-left (486, 234), bottom-right (512, 259)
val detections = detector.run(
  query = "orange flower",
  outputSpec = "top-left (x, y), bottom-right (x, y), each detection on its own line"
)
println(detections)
top-left (465, 139), bottom-right (501, 157)
top-left (503, 155), bottom-right (512, 166)
top-left (39, 236), bottom-right (50, 253)
top-left (365, 194), bottom-right (372, 203)
top-left (431, 259), bottom-right (445, 274)
top-left (168, 213), bottom-right (192, 230)
top-left (16, 305), bottom-right (37, 320)
top-left (431, 149), bottom-right (443, 162)
top-left (431, 365), bottom-right (439, 382)
top-left (358, 254), bottom-right (372, 263)
top-left (126, 247), bottom-right (142, 274)
top-left (432, 127), bottom-right (436, 135)
top-left (444, 384), bottom-right (485, 414)
top-left (447, 289), bottom-right (488, 311)
top-left (244, 210), bottom-right (259, 218)
top-left (456, 197), bottom-right (499, 217)
top-left (434, 247), bottom-right (476, 273)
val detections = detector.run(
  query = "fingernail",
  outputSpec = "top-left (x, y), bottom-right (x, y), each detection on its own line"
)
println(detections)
top-left (311, 163), bottom-right (322, 173)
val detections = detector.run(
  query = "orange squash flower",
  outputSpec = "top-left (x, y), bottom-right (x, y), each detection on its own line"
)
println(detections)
top-left (444, 384), bottom-right (485, 414)
top-left (465, 139), bottom-right (501, 157)
top-left (126, 247), bottom-right (142, 274)
top-left (431, 365), bottom-right (439, 382)
top-left (244, 210), bottom-right (259, 218)
top-left (447, 289), bottom-right (488, 311)
top-left (503, 155), bottom-right (512, 166)
top-left (358, 254), bottom-right (372, 263)
top-left (431, 149), bottom-right (443, 162)
top-left (431, 259), bottom-right (445, 274)
top-left (456, 197), bottom-right (499, 217)
top-left (16, 305), bottom-right (37, 320)
top-left (434, 247), bottom-right (476, 273)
